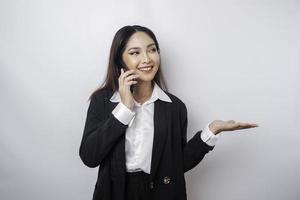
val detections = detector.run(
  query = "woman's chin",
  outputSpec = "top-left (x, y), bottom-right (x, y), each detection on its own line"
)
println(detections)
top-left (137, 74), bottom-right (156, 82)
top-left (136, 69), bottom-right (157, 82)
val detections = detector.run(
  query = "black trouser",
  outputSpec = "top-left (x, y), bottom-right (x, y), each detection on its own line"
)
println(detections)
top-left (125, 171), bottom-right (151, 200)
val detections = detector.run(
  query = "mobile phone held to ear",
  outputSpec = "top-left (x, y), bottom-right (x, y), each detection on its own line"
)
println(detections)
top-left (120, 67), bottom-right (134, 93)
top-left (130, 85), bottom-right (134, 93)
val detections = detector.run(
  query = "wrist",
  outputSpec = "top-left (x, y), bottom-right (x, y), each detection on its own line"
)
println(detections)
top-left (121, 101), bottom-right (134, 111)
top-left (209, 123), bottom-right (221, 135)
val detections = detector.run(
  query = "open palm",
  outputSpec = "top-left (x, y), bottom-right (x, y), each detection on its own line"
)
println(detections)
top-left (209, 120), bottom-right (258, 135)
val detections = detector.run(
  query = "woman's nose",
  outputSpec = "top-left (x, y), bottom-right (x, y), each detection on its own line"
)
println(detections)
top-left (142, 52), bottom-right (150, 63)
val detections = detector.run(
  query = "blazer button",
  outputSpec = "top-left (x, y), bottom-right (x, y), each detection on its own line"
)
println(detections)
top-left (163, 176), bottom-right (171, 184)
top-left (149, 181), bottom-right (154, 189)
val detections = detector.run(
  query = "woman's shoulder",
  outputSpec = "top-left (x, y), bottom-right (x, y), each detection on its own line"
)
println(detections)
top-left (164, 91), bottom-right (187, 110)
top-left (163, 91), bottom-right (188, 121)
top-left (89, 87), bottom-right (114, 102)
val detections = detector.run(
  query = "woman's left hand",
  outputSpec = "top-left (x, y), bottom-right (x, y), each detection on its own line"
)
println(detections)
top-left (209, 120), bottom-right (259, 135)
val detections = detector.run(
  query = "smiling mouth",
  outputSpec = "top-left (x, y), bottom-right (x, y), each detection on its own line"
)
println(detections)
top-left (138, 66), bottom-right (154, 72)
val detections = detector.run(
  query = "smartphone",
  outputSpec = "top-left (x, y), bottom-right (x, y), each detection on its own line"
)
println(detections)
top-left (130, 85), bottom-right (134, 93)
top-left (120, 67), bottom-right (134, 93)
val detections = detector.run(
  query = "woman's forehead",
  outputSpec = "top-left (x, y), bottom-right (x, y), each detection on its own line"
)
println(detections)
top-left (126, 32), bottom-right (155, 49)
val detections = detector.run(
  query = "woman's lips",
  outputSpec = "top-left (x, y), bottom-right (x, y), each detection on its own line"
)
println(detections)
top-left (138, 66), bottom-right (153, 72)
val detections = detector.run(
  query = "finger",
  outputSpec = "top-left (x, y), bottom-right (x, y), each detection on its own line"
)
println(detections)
top-left (120, 68), bottom-right (134, 83)
top-left (126, 80), bottom-right (138, 86)
top-left (119, 69), bottom-right (124, 88)
top-left (125, 74), bottom-right (140, 82)
top-left (247, 124), bottom-right (259, 128)
top-left (238, 123), bottom-right (259, 129)
top-left (239, 122), bottom-right (258, 127)
top-left (119, 67), bottom-right (124, 81)
top-left (120, 70), bottom-right (137, 89)
top-left (239, 122), bottom-right (254, 128)
top-left (231, 122), bottom-right (244, 129)
top-left (122, 69), bottom-right (137, 78)
top-left (238, 122), bottom-right (247, 126)
top-left (227, 120), bottom-right (235, 123)
top-left (244, 123), bottom-right (258, 128)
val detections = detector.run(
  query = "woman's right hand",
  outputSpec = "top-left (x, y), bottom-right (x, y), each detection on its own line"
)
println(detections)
top-left (118, 68), bottom-right (139, 110)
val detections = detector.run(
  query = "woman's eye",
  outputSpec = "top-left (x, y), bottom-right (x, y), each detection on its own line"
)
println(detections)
top-left (129, 52), bottom-right (139, 55)
top-left (150, 48), bottom-right (157, 52)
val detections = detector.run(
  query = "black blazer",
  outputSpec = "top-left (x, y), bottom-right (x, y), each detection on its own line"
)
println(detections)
top-left (79, 88), bottom-right (214, 200)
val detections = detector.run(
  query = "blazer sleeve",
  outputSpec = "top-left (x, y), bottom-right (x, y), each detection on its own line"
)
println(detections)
top-left (180, 102), bottom-right (215, 172)
top-left (79, 92), bottom-right (127, 168)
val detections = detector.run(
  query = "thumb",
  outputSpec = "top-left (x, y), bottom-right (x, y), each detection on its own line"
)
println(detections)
top-left (227, 120), bottom-right (235, 123)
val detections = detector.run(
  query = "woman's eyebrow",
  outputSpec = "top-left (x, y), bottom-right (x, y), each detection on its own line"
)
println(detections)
top-left (127, 43), bottom-right (155, 51)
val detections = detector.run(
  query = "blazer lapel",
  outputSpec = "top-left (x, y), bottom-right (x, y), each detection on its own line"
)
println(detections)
top-left (150, 99), bottom-right (170, 180)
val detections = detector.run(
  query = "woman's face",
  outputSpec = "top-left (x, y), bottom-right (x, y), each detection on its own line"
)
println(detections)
top-left (122, 31), bottom-right (160, 83)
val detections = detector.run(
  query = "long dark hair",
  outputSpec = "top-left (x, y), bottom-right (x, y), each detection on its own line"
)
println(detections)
top-left (89, 25), bottom-right (168, 101)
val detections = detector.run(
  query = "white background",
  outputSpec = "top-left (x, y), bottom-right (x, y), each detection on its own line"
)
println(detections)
top-left (1, 0), bottom-right (299, 199)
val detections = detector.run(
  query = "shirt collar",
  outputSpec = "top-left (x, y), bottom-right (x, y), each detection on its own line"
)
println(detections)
top-left (110, 82), bottom-right (172, 104)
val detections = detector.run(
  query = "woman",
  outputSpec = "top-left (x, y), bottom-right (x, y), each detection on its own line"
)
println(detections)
top-left (79, 25), bottom-right (258, 200)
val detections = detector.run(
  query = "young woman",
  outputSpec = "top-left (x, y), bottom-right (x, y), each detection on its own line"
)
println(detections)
top-left (79, 25), bottom-right (258, 200)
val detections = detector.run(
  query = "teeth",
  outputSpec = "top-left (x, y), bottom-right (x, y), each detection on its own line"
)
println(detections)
top-left (139, 67), bottom-right (152, 71)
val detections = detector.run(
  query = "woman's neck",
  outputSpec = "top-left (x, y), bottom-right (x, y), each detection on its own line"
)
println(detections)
top-left (132, 81), bottom-right (154, 104)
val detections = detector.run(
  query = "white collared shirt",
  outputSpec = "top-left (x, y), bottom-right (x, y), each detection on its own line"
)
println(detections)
top-left (110, 82), bottom-right (219, 174)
